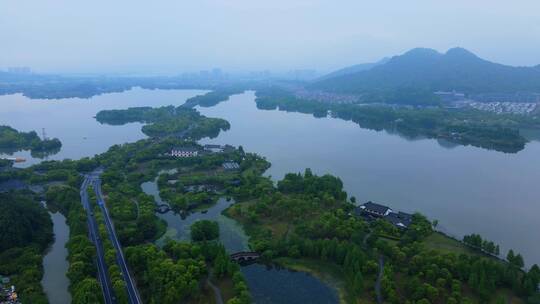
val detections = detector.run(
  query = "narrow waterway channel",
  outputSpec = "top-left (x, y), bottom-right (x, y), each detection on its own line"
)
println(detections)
top-left (140, 173), bottom-right (249, 252)
top-left (41, 210), bottom-right (71, 304)
top-left (141, 172), bottom-right (339, 304)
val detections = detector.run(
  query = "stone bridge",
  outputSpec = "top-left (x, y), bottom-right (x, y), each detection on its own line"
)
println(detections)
top-left (155, 204), bottom-right (171, 214)
top-left (230, 251), bottom-right (260, 263)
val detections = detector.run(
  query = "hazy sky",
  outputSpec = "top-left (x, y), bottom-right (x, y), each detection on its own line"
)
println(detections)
top-left (2, 0), bottom-right (540, 74)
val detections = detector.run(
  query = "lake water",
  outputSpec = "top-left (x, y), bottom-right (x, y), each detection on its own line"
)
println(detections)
top-left (0, 88), bottom-right (207, 167)
top-left (41, 211), bottom-right (71, 304)
top-left (241, 263), bottom-right (339, 304)
top-left (197, 91), bottom-right (540, 267)
top-left (2, 87), bottom-right (538, 266)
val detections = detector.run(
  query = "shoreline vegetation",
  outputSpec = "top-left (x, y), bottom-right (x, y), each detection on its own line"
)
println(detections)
top-left (224, 168), bottom-right (540, 303)
top-left (0, 191), bottom-right (53, 303)
top-left (274, 257), bottom-right (350, 303)
top-left (1, 105), bottom-right (539, 303)
top-left (182, 88), bottom-right (244, 108)
top-left (255, 87), bottom-right (540, 153)
top-left (3, 79), bottom-right (539, 154)
top-left (0, 125), bottom-right (62, 158)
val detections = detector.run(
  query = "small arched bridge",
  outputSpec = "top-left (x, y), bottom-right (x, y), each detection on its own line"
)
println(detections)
top-left (230, 251), bottom-right (260, 263)
top-left (155, 204), bottom-right (171, 214)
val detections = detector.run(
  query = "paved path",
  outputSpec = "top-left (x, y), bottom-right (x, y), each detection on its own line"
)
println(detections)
top-left (206, 276), bottom-right (224, 304)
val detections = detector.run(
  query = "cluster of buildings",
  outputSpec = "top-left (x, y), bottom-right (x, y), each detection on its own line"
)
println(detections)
top-left (222, 161), bottom-right (240, 171)
top-left (169, 144), bottom-right (241, 172)
top-left (294, 88), bottom-right (360, 104)
top-left (170, 147), bottom-right (199, 158)
top-left (434, 91), bottom-right (467, 103)
top-left (466, 101), bottom-right (538, 115)
top-left (435, 91), bottom-right (540, 115)
top-left (354, 201), bottom-right (413, 229)
top-left (0, 276), bottom-right (20, 304)
top-left (184, 184), bottom-right (218, 193)
top-left (170, 144), bottom-right (235, 158)
top-left (5, 67), bottom-right (31, 75)
top-left (470, 92), bottom-right (540, 103)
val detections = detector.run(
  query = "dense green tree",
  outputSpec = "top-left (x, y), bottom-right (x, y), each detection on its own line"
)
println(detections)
top-left (191, 220), bottom-right (220, 241)
top-left (72, 278), bottom-right (103, 304)
top-left (0, 192), bottom-right (53, 251)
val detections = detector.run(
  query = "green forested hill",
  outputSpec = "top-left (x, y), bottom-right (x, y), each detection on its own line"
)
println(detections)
top-left (313, 47), bottom-right (540, 96)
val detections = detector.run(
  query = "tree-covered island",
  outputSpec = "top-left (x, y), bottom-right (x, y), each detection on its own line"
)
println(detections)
top-left (95, 106), bottom-right (230, 139)
top-left (0, 125), bottom-right (62, 157)
top-left (255, 87), bottom-right (540, 153)
top-left (182, 88), bottom-right (245, 108)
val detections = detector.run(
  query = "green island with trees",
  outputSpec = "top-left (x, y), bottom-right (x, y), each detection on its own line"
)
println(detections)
top-left (155, 145), bottom-right (267, 213)
top-left (191, 220), bottom-right (220, 241)
top-left (0, 125), bottom-right (62, 157)
top-left (0, 106), bottom-right (539, 303)
top-left (182, 88), bottom-right (245, 108)
top-left (95, 105), bottom-right (230, 139)
top-left (254, 87), bottom-right (540, 153)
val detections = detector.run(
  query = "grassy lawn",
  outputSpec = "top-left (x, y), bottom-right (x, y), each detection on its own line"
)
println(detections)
top-left (377, 235), bottom-right (400, 246)
top-left (274, 257), bottom-right (355, 304)
top-left (490, 289), bottom-right (525, 304)
top-left (422, 232), bottom-right (481, 256)
top-left (223, 199), bottom-right (279, 239)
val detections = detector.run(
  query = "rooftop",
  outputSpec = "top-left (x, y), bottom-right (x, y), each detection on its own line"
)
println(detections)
top-left (385, 211), bottom-right (413, 228)
top-left (172, 147), bottom-right (199, 152)
top-left (362, 201), bottom-right (391, 214)
top-left (204, 144), bottom-right (222, 149)
top-left (223, 161), bottom-right (240, 170)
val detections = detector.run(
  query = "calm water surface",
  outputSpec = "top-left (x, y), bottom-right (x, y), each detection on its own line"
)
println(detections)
top-left (241, 263), bottom-right (339, 304)
top-left (198, 91), bottom-right (540, 266)
top-left (0, 88), bottom-right (207, 167)
top-left (140, 173), bottom-right (249, 252)
top-left (41, 211), bottom-right (70, 304)
top-left (2, 88), bottom-right (538, 267)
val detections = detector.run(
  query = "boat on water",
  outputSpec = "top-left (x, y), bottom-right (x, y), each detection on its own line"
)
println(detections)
top-left (2, 157), bottom-right (26, 163)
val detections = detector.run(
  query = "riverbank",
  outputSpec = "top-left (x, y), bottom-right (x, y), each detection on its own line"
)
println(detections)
top-left (41, 211), bottom-right (71, 304)
top-left (274, 257), bottom-right (350, 303)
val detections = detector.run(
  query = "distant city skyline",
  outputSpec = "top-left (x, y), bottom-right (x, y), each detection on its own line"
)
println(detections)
top-left (1, 0), bottom-right (539, 74)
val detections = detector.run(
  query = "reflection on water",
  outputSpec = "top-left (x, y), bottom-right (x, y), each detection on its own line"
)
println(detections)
top-left (241, 263), bottom-right (338, 304)
top-left (198, 91), bottom-right (540, 266)
top-left (0, 88), bottom-right (208, 167)
top-left (41, 211), bottom-right (71, 304)
top-left (141, 174), bottom-right (339, 303)
top-left (140, 175), bottom-right (249, 252)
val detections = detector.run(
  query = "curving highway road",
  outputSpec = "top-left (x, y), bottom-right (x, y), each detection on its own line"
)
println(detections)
top-left (91, 176), bottom-right (142, 304)
top-left (80, 177), bottom-right (116, 304)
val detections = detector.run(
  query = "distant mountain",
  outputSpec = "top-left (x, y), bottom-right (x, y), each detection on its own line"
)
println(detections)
top-left (312, 47), bottom-right (540, 96)
top-left (316, 57), bottom-right (389, 81)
